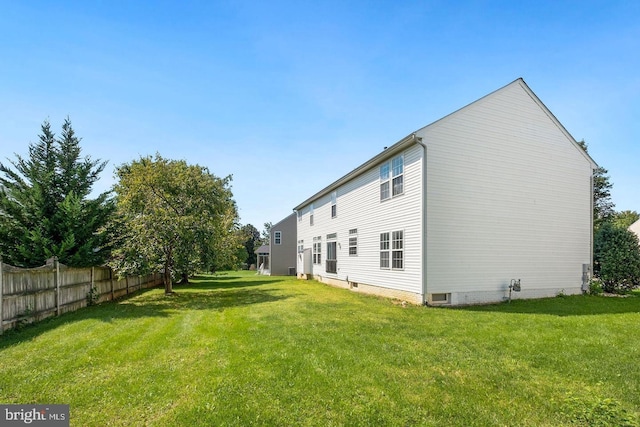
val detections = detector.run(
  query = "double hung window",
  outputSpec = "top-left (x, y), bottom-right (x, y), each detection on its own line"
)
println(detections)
top-left (380, 155), bottom-right (404, 201)
top-left (380, 230), bottom-right (404, 270)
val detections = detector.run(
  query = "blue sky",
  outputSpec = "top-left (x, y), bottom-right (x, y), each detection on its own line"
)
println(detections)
top-left (1, 1), bottom-right (638, 230)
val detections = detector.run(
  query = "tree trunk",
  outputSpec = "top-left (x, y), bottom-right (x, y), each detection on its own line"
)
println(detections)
top-left (179, 272), bottom-right (189, 284)
top-left (164, 270), bottom-right (173, 294)
top-left (164, 257), bottom-right (173, 294)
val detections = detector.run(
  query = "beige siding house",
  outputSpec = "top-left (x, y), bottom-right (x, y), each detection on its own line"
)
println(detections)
top-left (294, 78), bottom-right (597, 305)
top-left (270, 213), bottom-right (297, 276)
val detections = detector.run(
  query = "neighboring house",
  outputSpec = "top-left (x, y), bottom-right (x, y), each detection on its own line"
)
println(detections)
top-left (629, 219), bottom-right (640, 241)
top-left (294, 78), bottom-right (597, 306)
top-left (270, 213), bottom-right (297, 276)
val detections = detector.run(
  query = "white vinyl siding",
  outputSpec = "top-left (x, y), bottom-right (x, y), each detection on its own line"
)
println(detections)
top-left (423, 80), bottom-right (592, 299)
top-left (295, 79), bottom-right (593, 305)
top-left (295, 145), bottom-right (423, 294)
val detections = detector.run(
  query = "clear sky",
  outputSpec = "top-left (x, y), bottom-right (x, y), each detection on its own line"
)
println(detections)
top-left (1, 1), bottom-right (638, 231)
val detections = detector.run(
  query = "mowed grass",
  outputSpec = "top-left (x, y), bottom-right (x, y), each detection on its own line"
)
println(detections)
top-left (1, 272), bottom-right (639, 426)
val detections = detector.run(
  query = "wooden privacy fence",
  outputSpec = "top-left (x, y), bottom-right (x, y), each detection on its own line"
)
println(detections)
top-left (0, 257), bottom-right (163, 333)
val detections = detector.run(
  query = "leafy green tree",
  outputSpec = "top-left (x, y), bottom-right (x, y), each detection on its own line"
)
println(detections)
top-left (613, 210), bottom-right (640, 230)
top-left (0, 119), bottom-right (113, 267)
top-left (110, 154), bottom-right (239, 293)
top-left (593, 222), bottom-right (640, 292)
top-left (261, 221), bottom-right (273, 246)
top-left (576, 140), bottom-right (615, 229)
top-left (239, 224), bottom-right (261, 266)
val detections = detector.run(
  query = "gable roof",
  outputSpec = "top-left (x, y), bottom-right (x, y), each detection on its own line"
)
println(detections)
top-left (255, 245), bottom-right (270, 254)
top-left (293, 78), bottom-right (597, 211)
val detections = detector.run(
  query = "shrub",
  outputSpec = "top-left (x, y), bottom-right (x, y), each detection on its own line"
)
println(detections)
top-left (594, 222), bottom-right (640, 293)
top-left (589, 279), bottom-right (603, 295)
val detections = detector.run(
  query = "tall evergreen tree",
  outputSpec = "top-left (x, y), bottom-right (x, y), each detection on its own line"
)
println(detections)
top-left (576, 140), bottom-right (615, 229)
top-left (0, 118), bottom-right (113, 267)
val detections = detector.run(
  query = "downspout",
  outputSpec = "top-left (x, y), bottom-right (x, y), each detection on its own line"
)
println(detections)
top-left (590, 171), bottom-right (595, 287)
top-left (415, 135), bottom-right (428, 304)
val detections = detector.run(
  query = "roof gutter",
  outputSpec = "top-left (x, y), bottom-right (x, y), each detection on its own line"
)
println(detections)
top-left (293, 133), bottom-right (419, 211)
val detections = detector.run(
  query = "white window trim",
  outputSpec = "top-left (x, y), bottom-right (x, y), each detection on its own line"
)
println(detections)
top-left (380, 154), bottom-right (404, 201)
top-left (380, 230), bottom-right (404, 270)
top-left (348, 228), bottom-right (357, 256)
top-left (391, 230), bottom-right (404, 270)
top-left (274, 231), bottom-right (282, 245)
top-left (313, 236), bottom-right (321, 265)
top-left (380, 232), bottom-right (390, 269)
top-left (331, 191), bottom-right (337, 219)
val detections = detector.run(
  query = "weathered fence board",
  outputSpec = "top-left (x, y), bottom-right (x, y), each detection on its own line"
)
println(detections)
top-left (0, 257), bottom-right (162, 333)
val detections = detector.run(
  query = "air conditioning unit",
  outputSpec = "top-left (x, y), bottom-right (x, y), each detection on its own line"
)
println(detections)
top-left (288, 267), bottom-right (296, 276)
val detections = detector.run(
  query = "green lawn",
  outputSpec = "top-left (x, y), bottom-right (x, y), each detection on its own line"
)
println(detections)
top-left (1, 272), bottom-right (639, 426)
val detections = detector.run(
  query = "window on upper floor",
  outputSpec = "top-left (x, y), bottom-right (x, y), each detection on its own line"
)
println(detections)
top-left (310, 203), bottom-right (314, 226)
top-left (274, 231), bottom-right (282, 245)
top-left (391, 156), bottom-right (404, 197)
top-left (331, 192), bottom-right (337, 218)
top-left (380, 155), bottom-right (404, 201)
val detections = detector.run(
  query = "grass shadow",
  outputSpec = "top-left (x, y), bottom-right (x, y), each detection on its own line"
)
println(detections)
top-left (455, 294), bottom-right (640, 316)
top-left (0, 275), bottom-right (289, 348)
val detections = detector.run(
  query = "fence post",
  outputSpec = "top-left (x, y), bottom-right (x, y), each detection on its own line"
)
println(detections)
top-left (54, 257), bottom-right (60, 316)
top-left (126, 276), bottom-right (129, 295)
top-left (0, 255), bottom-right (4, 335)
top-left (110, 268), bottom-right (114, 301)
top-left (91, 266), bottom-right (95, 305)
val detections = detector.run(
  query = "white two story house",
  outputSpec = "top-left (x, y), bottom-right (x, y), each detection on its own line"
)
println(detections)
top-left (294, 78), bottom-right (596, 305)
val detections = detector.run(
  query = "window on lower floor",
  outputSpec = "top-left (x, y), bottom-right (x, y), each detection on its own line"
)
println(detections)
top-left (380, 232), bottom-right (390, 269)
top-left (392, 230), bottom-right (404, 269)
top-left (326, 240), bottom-right (337, 274)
top-left (380, 230), bottom-right (403, 269)
top-left (349, 228), bottom-right (357, 256)
top-left (313, 236), bottom-right (322, 264)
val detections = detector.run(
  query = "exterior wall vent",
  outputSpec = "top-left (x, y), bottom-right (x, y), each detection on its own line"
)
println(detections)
top-left (429, 293), bottom-right (450, 305)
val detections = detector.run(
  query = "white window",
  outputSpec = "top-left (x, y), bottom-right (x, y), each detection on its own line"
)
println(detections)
top-left (380, 155), bottom-right (403, 201)
top-left (380, 232), bottom-right (390, 269)
top-left (392, 230), bottom-right (404, 269)
top-left (392, 156), bottom-right (404, 196)
top-left (349, 228), bottom-right (357, 256)
top-left (310, 204), bottom-right (314, 226)
top-left (331, 192), bottom-right (337, 218)
top-left (274, 231), bottom-right (282, 245)
top-left (380, 163), bottom-right (390, 200)
top-left (380, 230), bottom-right (403, 269)
top-left (313, 236), bottom-right (322, 264)
top-left (297, 240), bottom-right (304, 253)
